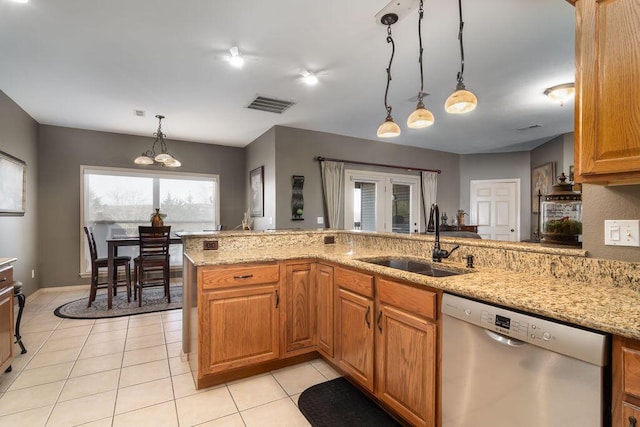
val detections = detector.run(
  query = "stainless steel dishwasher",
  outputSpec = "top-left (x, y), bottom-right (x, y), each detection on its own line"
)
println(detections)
top-left (442, 293), bottom-right (609, 427)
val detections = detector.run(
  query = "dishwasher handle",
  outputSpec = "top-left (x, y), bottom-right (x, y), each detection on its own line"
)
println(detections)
top-left (485, 329), bottom-right (527, 347)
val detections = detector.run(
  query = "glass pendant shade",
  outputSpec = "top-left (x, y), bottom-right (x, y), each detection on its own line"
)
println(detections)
top-left (445, 86), bottom-right (478, 114)
top-left (407, 104), bottom-right (435, 128)
top-left (377, 116), bottom-right (401, 138)
top-left (134, 155), bottom-right (154, 165)
top-left (164, 158), bottom-right (181, 168)
top-left (154, 152), bottom-right (173, 163)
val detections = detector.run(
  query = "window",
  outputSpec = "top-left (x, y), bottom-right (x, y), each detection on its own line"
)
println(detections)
top-left (80, 166), bottom-right (219, 274)
top-left (344, 170), bottom-right (420, 234)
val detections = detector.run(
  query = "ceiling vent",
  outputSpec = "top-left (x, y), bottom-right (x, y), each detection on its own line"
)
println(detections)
top-left (246, 96), bottom-right (295, 114)
top-left (134, 109), bottom-right (146, 117)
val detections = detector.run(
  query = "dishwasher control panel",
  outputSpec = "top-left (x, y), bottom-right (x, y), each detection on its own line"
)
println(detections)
top-left (442, 293), bottom-right (608, 366)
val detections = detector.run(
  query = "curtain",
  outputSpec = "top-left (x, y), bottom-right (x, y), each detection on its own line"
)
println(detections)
top-left (320, 161), bottom-right (344, 229)
top-left (421, 171), bottom-right (438, 232)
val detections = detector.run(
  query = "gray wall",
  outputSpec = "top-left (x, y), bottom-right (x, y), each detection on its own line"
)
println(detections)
top-left (0, 90), bottom-right (39, 296)
top-left (245, 127), bottom-right (276, 230)
top-left (582, 184), bottom-right (640, 262)
top-left (459, 151), bottom-right (531, 241)
top-left (38, 125), bottom-right (245, 287)
top-left (272, 126), bottom-right (460, 231)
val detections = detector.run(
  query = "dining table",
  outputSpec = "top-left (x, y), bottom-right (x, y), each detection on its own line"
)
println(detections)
top-left (106, 234), bottom-right (183, 309)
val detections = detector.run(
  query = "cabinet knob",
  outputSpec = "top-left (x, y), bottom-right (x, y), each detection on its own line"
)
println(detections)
top-left (630, 416), bottom-right (637, 427)
top-left (377, 311), bottom-right (383, 333)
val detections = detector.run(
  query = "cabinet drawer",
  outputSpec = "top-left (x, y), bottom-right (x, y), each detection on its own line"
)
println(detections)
top-left (0, 266), bottom-right (13, 288)
top-left (623, 346), bottom-right (640, 399)
top-left (201, 263), bottom-right (280, 290)
top-left (335, 267), bottom-right (373, 298)
top-left (377, 278), bottom-right (436, 320)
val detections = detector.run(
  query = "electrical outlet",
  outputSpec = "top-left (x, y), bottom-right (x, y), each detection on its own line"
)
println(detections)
top-left (31, 269), bottom-right (35, 279)
top-left (203, 240), bottom-right (219, 250)
top-left (317, 217), bottom-right (324, 225)
top-left (269, 217), bottom-right (273, 225)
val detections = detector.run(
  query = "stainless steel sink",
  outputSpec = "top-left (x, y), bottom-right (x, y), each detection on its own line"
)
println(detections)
top-left (359, 257), bottom-right (471, 277)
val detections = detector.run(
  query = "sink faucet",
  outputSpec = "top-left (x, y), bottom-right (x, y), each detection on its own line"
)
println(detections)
top-left (431, 204), bottom-right (460, 263)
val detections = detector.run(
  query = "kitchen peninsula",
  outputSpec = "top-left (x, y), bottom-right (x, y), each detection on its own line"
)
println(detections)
top-left (181, 230), bottom-right (640, 426)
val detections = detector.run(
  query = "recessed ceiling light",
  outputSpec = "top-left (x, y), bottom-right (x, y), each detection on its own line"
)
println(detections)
top-left (301, 71), bottom-right (319, 86)
top-left (228, 46), bottom-right (244, 69)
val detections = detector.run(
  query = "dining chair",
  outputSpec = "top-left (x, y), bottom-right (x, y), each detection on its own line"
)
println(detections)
top-left (134, 225), bottom-right (171, 307)
top-left (84, 226), bottom-right (132, 307)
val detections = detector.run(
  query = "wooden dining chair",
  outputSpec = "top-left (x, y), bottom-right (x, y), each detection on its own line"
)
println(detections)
top-left (84, 226), bottom-right (131, 307)
top-left (134, 226), bottom-right (171, 307)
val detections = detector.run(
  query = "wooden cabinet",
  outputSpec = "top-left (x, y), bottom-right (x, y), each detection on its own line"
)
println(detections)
top-left (0, 263), bottom-right (14, 374)
top-left (574, 0), bottom-right (640, 184)
top-left (198, 263), bottom-right (280, 376)
top-left (375, 278), bottom-right (437, 427)
top-left (334, 267), bottom-right (375, 392)
top-left (282, 262), bottom-right (316, 355)
top-left (200, 284), bottom-right (280, 375)
top-left (316, 263), bottom-right (334, 359)
top-left (612, 336), bottom-right (640, 426)
top-left (333, 268), bottom-right (438, 426)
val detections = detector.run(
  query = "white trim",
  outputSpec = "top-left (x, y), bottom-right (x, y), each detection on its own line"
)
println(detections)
top-left (344, 169), bottom-right (420, 234)
top-left (469, 178), bottom-right (521, 241)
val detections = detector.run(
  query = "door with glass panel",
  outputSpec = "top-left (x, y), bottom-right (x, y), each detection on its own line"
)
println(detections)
top-left (344, 170), bottom-right (420, 234)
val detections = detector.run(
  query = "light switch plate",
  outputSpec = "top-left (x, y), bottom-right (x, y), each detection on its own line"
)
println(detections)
top-left (604, 220), bottom-right (640, 247)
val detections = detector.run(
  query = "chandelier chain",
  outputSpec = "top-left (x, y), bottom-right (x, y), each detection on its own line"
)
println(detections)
top-left (383, 23), bottom-right (395, 116)
top-left (456, 0), bottom-right (465, 85)
top-left (417, 0), bottom-right (424, 102)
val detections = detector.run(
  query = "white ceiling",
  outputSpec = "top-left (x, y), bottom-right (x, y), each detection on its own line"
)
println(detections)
top-left (0, 0), bottom-right (576, 154)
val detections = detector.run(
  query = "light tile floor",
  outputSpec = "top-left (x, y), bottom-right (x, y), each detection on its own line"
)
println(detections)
top-left (0, 288), bottom-right (341, 426)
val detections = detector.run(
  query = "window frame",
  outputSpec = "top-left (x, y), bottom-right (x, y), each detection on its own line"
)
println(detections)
top-left (79, 165), bottom-right (220, 276)
top-left (344, 169), bottom-right (420, 234)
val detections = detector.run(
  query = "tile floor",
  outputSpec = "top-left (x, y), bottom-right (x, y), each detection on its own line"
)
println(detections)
top-left (0, 288), bottom-right (341, 426)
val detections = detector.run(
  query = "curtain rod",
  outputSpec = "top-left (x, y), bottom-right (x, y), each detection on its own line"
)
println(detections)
top-left (314, 156), bottom-right (441, 174)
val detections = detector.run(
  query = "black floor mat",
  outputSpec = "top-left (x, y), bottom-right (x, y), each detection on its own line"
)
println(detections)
top-left (298, 377), bottom-right (402, 427)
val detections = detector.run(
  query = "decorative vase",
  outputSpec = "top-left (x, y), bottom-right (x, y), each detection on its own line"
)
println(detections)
top-left (151, 208), bottom-right (164, 227)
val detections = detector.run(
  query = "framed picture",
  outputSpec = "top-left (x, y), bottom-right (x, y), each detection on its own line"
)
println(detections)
top-left (249, 166), bottom-right (264, 217)
top-left (531, 162), bottom-right (555, 213)
top-left (0, 150), bottom-right (26, 216)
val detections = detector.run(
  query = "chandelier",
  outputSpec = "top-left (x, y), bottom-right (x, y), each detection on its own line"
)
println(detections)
top-left (134, 115), bottom-right (181, 168)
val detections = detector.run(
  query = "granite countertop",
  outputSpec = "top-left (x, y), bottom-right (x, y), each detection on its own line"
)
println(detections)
top-left (185, 243), bottom-right (640, 340)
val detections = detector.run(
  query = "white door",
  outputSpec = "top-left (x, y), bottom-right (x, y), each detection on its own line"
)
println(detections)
top-left (469, 179), bottom-right (520, 241)
top-left (344, 170), bottom-right (420, 234)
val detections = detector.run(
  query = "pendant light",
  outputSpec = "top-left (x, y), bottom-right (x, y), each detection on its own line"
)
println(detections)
top-left (134, 115), bottom-right (181, 168)
top-left (376, 13), bottom-right (401, 138)
top-left (445, 0), bottom-right (477, 114)
top-left (407, 0), bottom-right (434, 129)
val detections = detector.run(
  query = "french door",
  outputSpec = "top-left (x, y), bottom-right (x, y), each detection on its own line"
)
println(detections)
top-left (344, 170), bottom-right (420, 234)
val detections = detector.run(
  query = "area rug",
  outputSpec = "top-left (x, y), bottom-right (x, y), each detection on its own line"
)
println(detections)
top-left (298, 377), bottom-right (402, 427)
top-left (54, 286), bottom-right (182, 319)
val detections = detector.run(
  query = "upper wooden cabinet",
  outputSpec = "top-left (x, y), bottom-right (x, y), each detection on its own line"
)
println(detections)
top-left (574, 0), bottom-right (640, 184)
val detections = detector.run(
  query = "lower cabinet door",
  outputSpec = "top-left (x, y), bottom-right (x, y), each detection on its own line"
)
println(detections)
top-left (335, 287), bottom-right (374, 392)
top-left (623, 403), bottom-right (640, 427)
top-left (201, 284), bottom-right (280, 375)
top-left (316, 264), bottom-right (334, 358)
top-left (284, 263), bottom-right (316, 354)
top-left (376, 304), bottom-right (436, 427)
